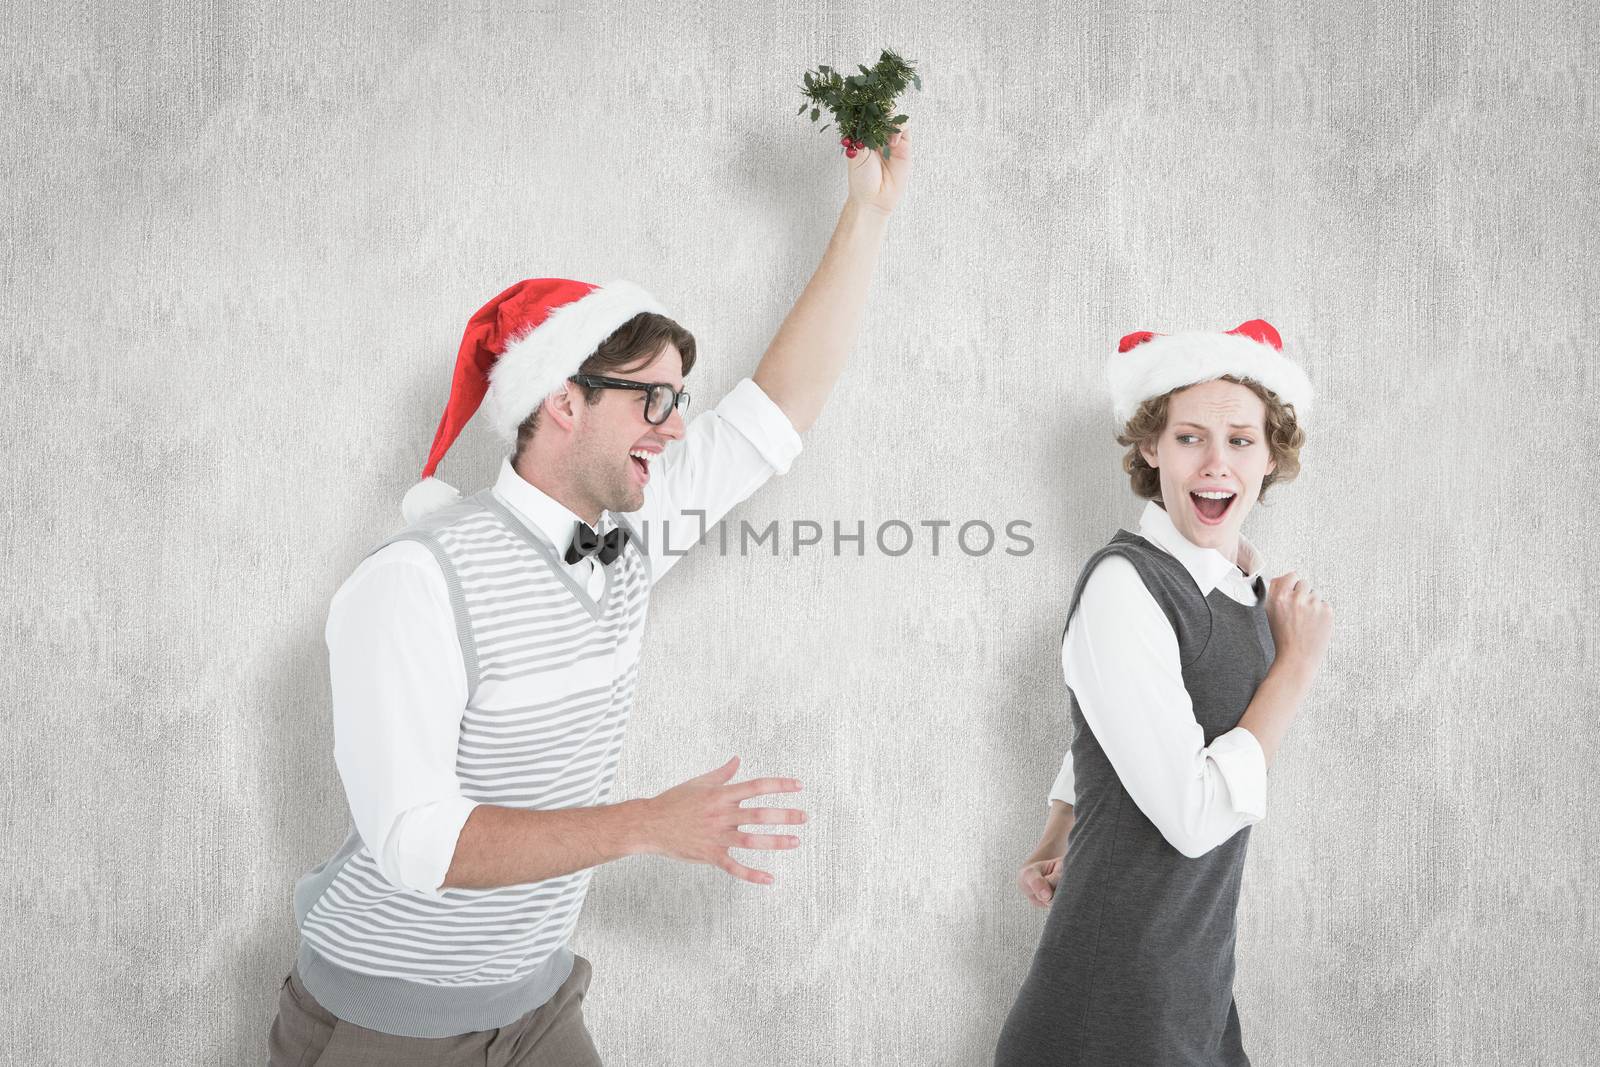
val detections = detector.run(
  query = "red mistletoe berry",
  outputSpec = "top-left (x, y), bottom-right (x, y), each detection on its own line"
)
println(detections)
top-left (845, 147), bottom-right (858, 158)
top-left (799, 51), bottom-right (920, 160)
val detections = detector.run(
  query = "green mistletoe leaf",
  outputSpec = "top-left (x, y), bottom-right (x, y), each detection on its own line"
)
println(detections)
top-left (797, 48), bottom-right (920, 153)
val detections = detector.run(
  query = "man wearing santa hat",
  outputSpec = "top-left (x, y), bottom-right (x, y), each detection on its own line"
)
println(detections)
top-left (268, 129), bottom-right (912, 1064)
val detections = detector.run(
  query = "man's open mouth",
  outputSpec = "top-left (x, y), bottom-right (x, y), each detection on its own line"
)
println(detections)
top-left (628, 449), bottom-right (655, 485)
top-left (1189, 489), bottom-right (1236, 525)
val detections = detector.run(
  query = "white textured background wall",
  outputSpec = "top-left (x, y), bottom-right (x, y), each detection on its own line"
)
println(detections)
top-left (5, 1), bottom-right (1596, 1064)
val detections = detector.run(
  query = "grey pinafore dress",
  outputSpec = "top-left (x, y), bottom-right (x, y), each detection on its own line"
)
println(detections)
top-left (995, 530), bottom-right (1275, 1066)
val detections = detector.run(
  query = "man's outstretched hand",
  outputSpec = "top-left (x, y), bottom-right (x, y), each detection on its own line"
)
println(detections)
top-left (637, 756), bottom-right (806, 885)
top-left (847, 126), bottom-right (913, 216)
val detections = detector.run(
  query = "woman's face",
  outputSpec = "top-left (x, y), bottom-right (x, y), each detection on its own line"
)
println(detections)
top-left (1138, 378), bottom-right (1277, 559)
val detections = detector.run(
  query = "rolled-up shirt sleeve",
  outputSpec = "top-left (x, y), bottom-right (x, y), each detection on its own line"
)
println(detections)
top-left (325, 541), bottom-right (478, 896)
top-left (1047, 751), bottom-right (1075, 808)
top-left (1061, 555), bottom-right (1267, 859)
top-left (624, 376), bottom-right (803, 584)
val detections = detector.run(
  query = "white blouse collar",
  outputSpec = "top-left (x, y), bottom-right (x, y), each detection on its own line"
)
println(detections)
top-left (1136, 500), bottom-right (1263, 596)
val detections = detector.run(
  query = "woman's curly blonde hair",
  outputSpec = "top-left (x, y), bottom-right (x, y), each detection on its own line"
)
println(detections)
top-left (1117, 375), bottom-right (1306, 503)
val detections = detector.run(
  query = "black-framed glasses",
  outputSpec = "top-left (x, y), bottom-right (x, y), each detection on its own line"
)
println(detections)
top-left (569, 374), bottom-right (691, 425)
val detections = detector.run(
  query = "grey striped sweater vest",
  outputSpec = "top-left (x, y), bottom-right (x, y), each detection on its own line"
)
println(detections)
top-left (292, 488), bottom-right (652, 1038)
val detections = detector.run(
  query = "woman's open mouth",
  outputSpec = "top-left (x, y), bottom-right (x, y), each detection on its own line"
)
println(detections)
top-left (1189, 489), bottom-right (1236, 525)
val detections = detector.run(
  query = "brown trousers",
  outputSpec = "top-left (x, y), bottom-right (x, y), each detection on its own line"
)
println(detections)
top-left (267, 956), bottom-right (601, 1066)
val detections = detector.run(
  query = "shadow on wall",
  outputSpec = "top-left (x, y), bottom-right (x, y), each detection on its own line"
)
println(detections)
top-left (223, 618), bottom-right (349, 1061)
top-left (953, 409), bottom-right (1116, 1061)
top-left (219, 358), bottom-right (457, 1060)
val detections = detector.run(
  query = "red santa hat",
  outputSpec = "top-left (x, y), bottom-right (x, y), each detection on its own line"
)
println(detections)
top-left (1107, 318), bottom-right (1313, 425)
top-left (401, 277), bottom-right (668, 524)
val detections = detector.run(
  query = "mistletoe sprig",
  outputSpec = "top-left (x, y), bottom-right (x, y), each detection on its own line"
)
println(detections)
top-left (798, 49), bottom-right (920, 160)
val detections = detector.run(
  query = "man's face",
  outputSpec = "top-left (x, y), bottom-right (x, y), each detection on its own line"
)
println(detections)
top-left (1139, 378), bottom-right (1277, 555)
top-left (568, 344), bottom-right (686, 515)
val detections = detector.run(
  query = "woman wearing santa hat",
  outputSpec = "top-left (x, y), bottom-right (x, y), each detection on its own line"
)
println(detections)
top-left (995, 321), bottom-right (1334, 1066)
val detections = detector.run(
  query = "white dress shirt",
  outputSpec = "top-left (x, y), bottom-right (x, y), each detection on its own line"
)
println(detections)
top-left (324, 377), bottom-right (802, 894)
top-left (1047, 501), bottom-right (1269, 859)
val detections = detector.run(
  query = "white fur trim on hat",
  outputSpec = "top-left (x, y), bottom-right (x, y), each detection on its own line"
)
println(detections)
top-left (483, 280), bottom-right (668, 442)
top-left (1107, 331), bottom-right (1313, 425)
top-left (402, 476), bottom-right (463, 524)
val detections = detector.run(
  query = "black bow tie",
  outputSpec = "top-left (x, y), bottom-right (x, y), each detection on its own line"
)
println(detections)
top-left (564, 521), bottom-right (628, 566)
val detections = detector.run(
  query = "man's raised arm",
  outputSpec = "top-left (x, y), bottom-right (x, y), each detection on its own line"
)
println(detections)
top-left (753, 127), bottom-right (913, 434)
